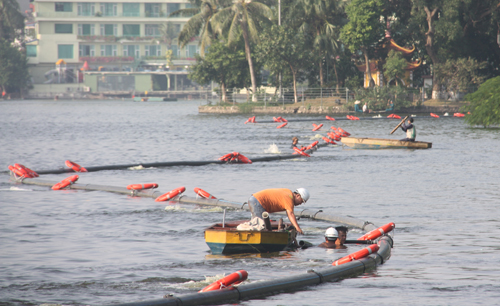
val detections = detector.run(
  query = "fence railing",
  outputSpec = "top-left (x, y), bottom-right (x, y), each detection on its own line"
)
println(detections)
top-left (210, 87), bottom-right (352, 106)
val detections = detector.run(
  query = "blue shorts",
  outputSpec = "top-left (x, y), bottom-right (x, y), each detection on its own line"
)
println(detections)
top-left (248, 196), bottom-right (266, 219)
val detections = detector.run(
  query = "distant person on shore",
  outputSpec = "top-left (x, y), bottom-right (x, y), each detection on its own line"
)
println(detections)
top-left (318, 226), bottom-right (348, 249)
top-left (354, 100), bottom-right (362, 113)
top-left (363, 102), bottom-right (369, 113)
top-left (248, 188), bottom-right (310, 235)
top-left (400, 117), bottom-right (416, 141)
top-left (385, 99), bottom-right (394, 112)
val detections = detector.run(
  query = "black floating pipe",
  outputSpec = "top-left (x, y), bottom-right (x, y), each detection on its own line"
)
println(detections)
top-left (253, 115), bottom-right (459, 124)
top-left (105, 236), bottom-right (392, 306)
top-left (26, 143), bottom-right (329, 175)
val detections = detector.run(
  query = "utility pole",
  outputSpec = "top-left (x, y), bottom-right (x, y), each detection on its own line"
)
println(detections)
top-left (278, 0), bottom-right (282, 104)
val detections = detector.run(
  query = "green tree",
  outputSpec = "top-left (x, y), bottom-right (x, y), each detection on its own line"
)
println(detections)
top-left (0, 40), bottom-right (31, 94)
top-left (171, 0), bottom-right (232, 56)
top-left (256, 25), bottom-right (312, 103)
top-left (188, 40), bottom-right (251, 102)
top-left (340, 0), bottom-right (384, 87)
top-left (434, 57), bottom-right (487, 94)
top-left (462, 76), bottom-right (500, 128)
top-left (383, 49), bottom-right (407, 86)
top-left (293, 0), bottom-right (346, 87)
top-left (212, 0), bottom-right (272, 101)
top-left (0, 0), bottom-right (25, 42)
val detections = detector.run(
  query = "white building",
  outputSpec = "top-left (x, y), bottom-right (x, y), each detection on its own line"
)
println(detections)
top-left (26, 0), bottom-right (198, 88)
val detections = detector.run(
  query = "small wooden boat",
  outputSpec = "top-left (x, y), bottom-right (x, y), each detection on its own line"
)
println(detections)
top-left (204, 220), bottom-right (296, 255)
top-left (341, 137), bottom-right (432, 149)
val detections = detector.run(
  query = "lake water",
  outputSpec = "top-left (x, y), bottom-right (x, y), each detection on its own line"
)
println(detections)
top-left (1, 100), bottom-right (499, 306)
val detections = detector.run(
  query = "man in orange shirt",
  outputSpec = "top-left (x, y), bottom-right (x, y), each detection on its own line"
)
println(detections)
top-left (248, 188), bottom-right (310, 235)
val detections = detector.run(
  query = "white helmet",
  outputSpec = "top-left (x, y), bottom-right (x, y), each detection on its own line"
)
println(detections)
top-left (295, 188), bottom-right (310, 203)
top-left (325, 227), bottom-right (338, 240)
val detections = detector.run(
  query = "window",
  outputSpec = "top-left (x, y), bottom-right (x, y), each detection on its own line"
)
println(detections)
top-left (101, 45), bottom-right (117, 56)
top-left (55, 2), bottom-right (72, 12)
top-left (58, 44), bottom-right (74, 58)
top-left (174, 24), bottom-right (181, 35)
top-left (78, 3), bottom-right (95, 16)
top-left (187, 45), bottom-right (197, 58)
top-left (100, 24), bottom-right (117, 36)
top-left (100, 3), bottom-right (117, 16)
top-left (26, 45), bottom-right (37, 57)
top-left (123, 3), bottom-right (139, 17)
top-left (78, 24), bottom-right (95, 35)
top-left (123, 45), bottom-right (140, 58)
top-left (145, 45), bottom-right (161, 56)
top-left (79, 44), bottom-right (95, 56)
top-left (145, 3), bottom-right (161, 17)
top-left (123, 24), bottom-right (140, 37)
top-left (55, 24), bottom-right (73, 34)
top-left (171, 45), bottom-right (178, 57)
top-left (167, 3), bottom-right (180, 15)
top-left (145, 24), bottom-right (160, 37)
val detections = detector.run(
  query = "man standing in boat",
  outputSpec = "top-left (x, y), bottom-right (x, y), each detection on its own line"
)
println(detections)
top-left (318, 226), bottom-right (348, 249)
top-left (400, 117), bottom-right (416, 141)
top-left (248, 188), bottom-right (310, 235)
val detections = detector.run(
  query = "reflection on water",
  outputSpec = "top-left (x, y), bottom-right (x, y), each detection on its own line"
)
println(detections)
top-left (0, 100), bottom-right (499, 305)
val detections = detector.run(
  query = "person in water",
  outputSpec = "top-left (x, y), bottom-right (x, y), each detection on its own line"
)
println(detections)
top-left (248, 188), bottom-right (310, 235)
top-left (291, 137), bottom-right (299, 148)
top-left (400, 117), bottom-right (416, 141)
top-left (318, 226), bottom-right (348, 249)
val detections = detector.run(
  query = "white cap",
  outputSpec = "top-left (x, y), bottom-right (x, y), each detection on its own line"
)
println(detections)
top-left (355, 100), bottom-right (361, 104)
top-left (294, 188), bottom-right (310, 203)
top-left (325, 227), bottom-right (338, 240)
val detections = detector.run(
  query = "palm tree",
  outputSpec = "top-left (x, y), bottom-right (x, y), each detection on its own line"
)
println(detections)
top-left (0, 0), bottom-right (25, 42)
top-left (293, 0), bottom-right (346, 87)
top-left (170, 0), bottom-right (231, 56)
top-left (212, 0), bottom-right (272, 102)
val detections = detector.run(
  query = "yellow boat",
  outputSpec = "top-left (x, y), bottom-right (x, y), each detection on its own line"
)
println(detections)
top-left (204, 220), bottom-right (297, 255)
top-left (341, 137), bottom-right (432, 149)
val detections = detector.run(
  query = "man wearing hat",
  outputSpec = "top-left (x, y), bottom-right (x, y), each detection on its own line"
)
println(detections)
top-left (354, 100), bottom-right (362, 113)
top-left (318, 226), bottom-right (348, 249)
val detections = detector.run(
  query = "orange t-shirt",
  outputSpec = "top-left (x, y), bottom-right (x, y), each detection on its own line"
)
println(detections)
top-left (253, 188), bottom-right (294, 213)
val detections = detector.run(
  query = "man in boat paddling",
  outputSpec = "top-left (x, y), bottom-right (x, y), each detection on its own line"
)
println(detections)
top-left (248, 188), bottom-right (310, 235)
top-left (400, 117), bottom-right (416, 141)
top-left (318, 226), bottom-right (348, 249)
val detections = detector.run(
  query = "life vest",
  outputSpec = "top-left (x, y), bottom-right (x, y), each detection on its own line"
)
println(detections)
top-left (406, 124), bottom-right (416, 140)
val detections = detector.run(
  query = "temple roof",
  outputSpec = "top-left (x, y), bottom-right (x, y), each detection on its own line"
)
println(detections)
top-left (386, 38), bottom-right (415, 55)
top-left (356, 58), bottom-right (422, 72)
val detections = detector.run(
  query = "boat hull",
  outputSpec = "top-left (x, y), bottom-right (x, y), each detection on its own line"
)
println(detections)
top-left (341, 137), bottom-right (432, 149)
top-left (205, 221), bottom-right (295, 255)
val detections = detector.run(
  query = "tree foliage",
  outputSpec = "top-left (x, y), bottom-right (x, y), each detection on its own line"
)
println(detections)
top-left (0, 0), bottom-right (25, 43)
top-left (462, 76), bottom-right (500, 128)
top-left (383, 50), bottom-right (408, 86)
top-left (256, 25), bottom-right (313, 103)
top-left (0, 40), bottom-right (30, 94)
top-left (434, 57), bottom-right (487, 92)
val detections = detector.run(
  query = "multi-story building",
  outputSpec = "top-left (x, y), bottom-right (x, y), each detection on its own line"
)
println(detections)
top-left (26, 0), bottom-right (199, 92)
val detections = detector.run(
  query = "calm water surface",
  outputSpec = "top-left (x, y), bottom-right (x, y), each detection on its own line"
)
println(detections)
top-left (1, 100), bottom-right (499, 306)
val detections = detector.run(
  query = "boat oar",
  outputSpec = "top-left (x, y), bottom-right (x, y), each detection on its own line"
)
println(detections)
top-left (389, 115), bottom-right (409, 135)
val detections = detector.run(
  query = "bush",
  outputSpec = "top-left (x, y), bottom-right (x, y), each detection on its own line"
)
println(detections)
top-left (461, 76), bottom-right (500, 128)
top-left (352, 86), bottom-right (417, 111)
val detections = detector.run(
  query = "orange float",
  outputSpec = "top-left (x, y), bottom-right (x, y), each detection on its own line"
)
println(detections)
top-left (312, 123), bottom-right (323, 131)
top-left (199, 270), bottom-right (248, 292)
top-left (325, 116), bottom-right (335, 121)
top-left (236, 153), bottom-right (252, 164)
top-left (52, 175), bottom-right (79, 190)
top-left (14, 164), bottom-right (39, 177)
top-left (393, 114), bottom-right (401, 119)
top-left (277, 122), bottom-right (287, 129)
top-left (330, 126), bottom-right (338, 132)
top-left (332, 244), bottom-right (379, 266)
top-left (293, 147), bottom-right (310, 157)
top-left (454, 113), bottom-right (465, 117)
top-left (155, 186), bottom-right (186, 202)
top-left (244, 116), bottom-right (256, 124)
top-left (194, 187), bottom-right (217, 199)
top-left (127, 183), bottom-right (159, 190)
top-left (337, 128), bottom-right (351, 137)
top-left (358, 222), bottom-right (395, 241)
top-left (65, 160), bottom-right (88, 172)
top-left (322, 136), bottom-right (336, 144)
top-left (8, 165), bottom-right (30, 178)
top-left (430, 113), bottom-right (439, 118)
top-left (273, 117), bottom-right (280, 122)
top-left (280, 117), bottom-right (288, 122)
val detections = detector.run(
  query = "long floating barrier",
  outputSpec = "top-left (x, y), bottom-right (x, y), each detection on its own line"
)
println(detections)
top-left (11, 175), bottom-right (393, 305)
top-left (105, 236), bottom-right (392, 306)
top-left (16, 144), bottom-right (329, 176)
top-left (245, 114), bottom-right (462, 124)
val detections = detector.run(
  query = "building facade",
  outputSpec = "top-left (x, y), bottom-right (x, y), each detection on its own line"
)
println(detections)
top-left (27, 0), bottom-right (198, 88)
